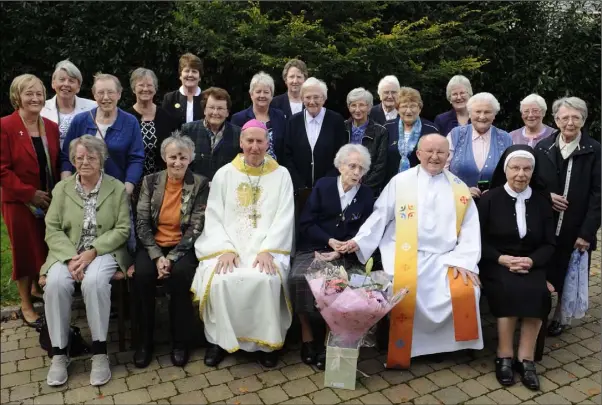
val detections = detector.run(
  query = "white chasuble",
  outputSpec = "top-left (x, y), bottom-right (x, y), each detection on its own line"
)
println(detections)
top-left (352, 166), bottom-right (484, 357)
top-left (191, 154), bottom-right (294, 353)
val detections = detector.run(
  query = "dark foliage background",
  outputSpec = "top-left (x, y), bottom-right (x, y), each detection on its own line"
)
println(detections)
top-left (1, 1), bottom-right (599, 139)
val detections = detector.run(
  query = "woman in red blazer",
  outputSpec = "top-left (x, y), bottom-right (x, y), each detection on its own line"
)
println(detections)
top-left (0, 74), bottom-right (60, 327)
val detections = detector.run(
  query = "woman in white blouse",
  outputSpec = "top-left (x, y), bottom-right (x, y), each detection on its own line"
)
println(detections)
top-left (41, 60), bottom-right (97, 148)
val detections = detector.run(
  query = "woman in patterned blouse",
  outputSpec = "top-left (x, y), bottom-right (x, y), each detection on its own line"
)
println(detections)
top-left (127, 68), bottom-right (179, 201)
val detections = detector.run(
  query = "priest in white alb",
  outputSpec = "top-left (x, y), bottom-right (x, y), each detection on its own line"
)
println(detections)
top-left (191, 119), bottom-right (294, 368)
top-left (343, 133), bottom-right (483, 369)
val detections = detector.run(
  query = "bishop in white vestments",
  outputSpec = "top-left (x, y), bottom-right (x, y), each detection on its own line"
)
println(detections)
top-left (344, 133), bottom-right (484, 369)
top-left (191, 120), bottom-right (294, 368)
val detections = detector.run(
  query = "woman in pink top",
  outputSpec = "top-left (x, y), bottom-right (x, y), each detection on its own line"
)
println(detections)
top-left (510, 94), bottom-right (555, 147)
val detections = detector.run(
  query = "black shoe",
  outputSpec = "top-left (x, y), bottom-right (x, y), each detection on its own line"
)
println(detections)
top-left (315, 347), bottom-right (326, 371)
top-left (514, 359), bottom-right (540, 391)
top-left (133, 345), bottom-right (154, 368)
top-left (171, 347), bottom-right (190, 367)
top-left (260, 351), bottom-right (279, 368)
top-left (204, 344), bottom-right (226, 367)
top-left (301, 341), bottom-right (317, 365)
top-left (547, 321), bottom-right (566, 337)
top-left (495, 357), bottom-right (515, 386)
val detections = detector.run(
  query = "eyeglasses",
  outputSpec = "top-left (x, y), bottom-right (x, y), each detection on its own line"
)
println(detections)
top-left (206, 106), bottom-right (227, 113)
top-left (135, 83), bottom-right (155, 90)
top-left (75, 155), bottom-right (99, 164)
top-left (419, 150), bottom-right (447, 157)
top-left (348, 103), bottom-right (368, 110)
top-left (398, 103), bottom-right (420, 111)
top-left (521, 108), bottom-right (542, 115)
top-left (557, 115), bottom-right (582, 124)
top-left (95, 90), bottom-right (117, 97)
top-left (451, 91), bottom-right (468, 98)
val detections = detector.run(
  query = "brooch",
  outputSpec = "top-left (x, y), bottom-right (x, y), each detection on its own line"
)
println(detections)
top-left (174, 103), bottom-right (181, 109)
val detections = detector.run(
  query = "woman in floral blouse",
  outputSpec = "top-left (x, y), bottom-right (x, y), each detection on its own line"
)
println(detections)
top-left (131, 133), bottom-right (210, 368)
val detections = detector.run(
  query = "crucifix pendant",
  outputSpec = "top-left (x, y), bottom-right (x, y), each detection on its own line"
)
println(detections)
top-left (249, 210), bottom-right (261, 228)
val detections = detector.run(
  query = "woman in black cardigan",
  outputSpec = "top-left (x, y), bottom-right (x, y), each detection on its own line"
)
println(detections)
top-left (283, 77), bottom-right (347, 194)
top-left (478, 145), bottom-right (555, 391)
top-left (161, 53), bottom-right (204, 128)
top-left (289, 144), bottom-right (374, 370)
top-left (127, 68), bottom-right (179, 201)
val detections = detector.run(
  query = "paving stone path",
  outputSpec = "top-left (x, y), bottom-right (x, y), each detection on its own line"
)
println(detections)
top-left (1, 244), bottom-right (600, 404)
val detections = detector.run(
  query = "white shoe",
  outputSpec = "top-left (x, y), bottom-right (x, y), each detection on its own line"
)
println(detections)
top-left (90, 354), bottom-right (111, 386)
top-left (47, 354), bottom-right (71, 386)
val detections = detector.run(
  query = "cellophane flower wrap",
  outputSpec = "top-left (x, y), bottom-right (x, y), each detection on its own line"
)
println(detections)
top-left (305, 258), bottom-right (408, 344)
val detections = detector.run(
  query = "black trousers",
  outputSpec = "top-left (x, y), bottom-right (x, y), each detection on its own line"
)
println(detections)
top-left (131, 246), bottom-right (197, 349)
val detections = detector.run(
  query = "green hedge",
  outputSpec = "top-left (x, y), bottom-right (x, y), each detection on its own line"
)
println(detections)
top-left (0, 1), bottom-right (599, 139)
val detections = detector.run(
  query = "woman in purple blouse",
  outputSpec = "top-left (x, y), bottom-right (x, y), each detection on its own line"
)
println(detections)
top-left (509, 94), bottom-right (555, 147)
top-left (434, 75), bottom-right (473, 137)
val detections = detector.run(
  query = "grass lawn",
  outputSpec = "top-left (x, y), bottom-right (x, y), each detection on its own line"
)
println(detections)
top-left (1, 215), bottom-right (19, 306)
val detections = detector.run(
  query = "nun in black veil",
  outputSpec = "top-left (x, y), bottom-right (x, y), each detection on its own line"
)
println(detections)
top-left (477, 144), bottom-right (555, 391)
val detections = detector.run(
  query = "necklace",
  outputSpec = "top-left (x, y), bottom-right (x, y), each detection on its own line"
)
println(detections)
top-left (243, 159), bottom-right (265, 228)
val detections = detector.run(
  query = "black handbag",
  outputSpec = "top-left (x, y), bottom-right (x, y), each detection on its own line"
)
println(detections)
top-left (36, 314), bottom-right (91, 358)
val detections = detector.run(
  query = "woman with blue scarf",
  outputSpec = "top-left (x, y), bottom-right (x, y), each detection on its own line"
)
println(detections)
top-left (384, 87), bottom-right (439, 184)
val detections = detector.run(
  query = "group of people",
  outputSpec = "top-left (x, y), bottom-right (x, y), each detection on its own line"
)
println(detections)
top-left (0, 53), bottom-right (599, 393)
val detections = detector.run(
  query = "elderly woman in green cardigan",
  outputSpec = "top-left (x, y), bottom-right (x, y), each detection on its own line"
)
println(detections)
top-left (40, 135), bottom-right (131, 388)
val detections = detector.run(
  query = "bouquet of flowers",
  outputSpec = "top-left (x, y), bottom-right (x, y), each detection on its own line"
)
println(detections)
top-left (305, 257), bottom-right (408, 344)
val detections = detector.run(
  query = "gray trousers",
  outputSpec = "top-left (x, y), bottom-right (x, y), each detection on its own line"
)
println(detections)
top-left (44, 254), bottom-right (118, 349)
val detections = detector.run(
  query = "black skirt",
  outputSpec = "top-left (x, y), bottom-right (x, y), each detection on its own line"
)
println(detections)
top-left (480, 263), bottom-right (551, 319)
top-left (289, 250), bottom-right (363, 314)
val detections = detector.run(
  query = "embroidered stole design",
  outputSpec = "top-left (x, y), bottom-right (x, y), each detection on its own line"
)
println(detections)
top-left (388, 170), bottom-right (478, 369)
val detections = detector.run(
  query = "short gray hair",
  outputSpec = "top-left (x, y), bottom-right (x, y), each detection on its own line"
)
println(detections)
top-left (552, 96), bottom-right (588, 122)
top-left (301, 77), bottom-right (328, 100)
top-left (92, 73), bottom-right (122, 94)
top-left (160, 132), bottom-right (196, 161)
top-left (347, 87), bottom-right (374, 108)
top-left (520, 94), bottom-right (547, 115)
top-left (69, 135), bottom-right (108, 169)
top-left (249, 71), bottom-right (275, 95)
top-left (52, 60), bottom-right (83, 85)
top-left (130, 68), bottom-right (158, 93)
top-left (446, 75), bottom-right (473, 101)
top-left (467, 92), bottom-right (500, 115)
top-left (334, 144), bottom-right (371, 176)
top-left (377, 75), bottom-right (400, 98)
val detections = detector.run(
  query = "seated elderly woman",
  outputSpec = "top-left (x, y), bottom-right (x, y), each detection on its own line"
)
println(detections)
top-left (41, 136), bottom-right (131, 387)
top-left (478, 145), bottom-right (556, 391)
top-left (344, 87), bottom-right (388, 194)
top-left (289, 144), bottom-right (375, 369)
top-left (369, 75), bottom-right (400, 125)
top-left (384, 87), bottom-right (439, 183)
top-left (131, 134), bottom-right (209, 368)
top-left (231, 71), bottom-right (286, 161)
top-left (434, 75), bottom-right (473, 137)
top-left (445, 92), bottom-right (512, 199)
top-left (509, 94), bottom-right (555, 147)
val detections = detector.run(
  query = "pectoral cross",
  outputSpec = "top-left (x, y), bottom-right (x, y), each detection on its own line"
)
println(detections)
top-left (249, 209), bottom-right (261, 228)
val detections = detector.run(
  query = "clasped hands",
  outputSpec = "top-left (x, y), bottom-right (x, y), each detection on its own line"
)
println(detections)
top-left (215, 252), bottom-right (277, 275)
top-left (156, 256), bottom-right (172, 280)
top-left (498, 255), bottom-right (533, 274)
top-left (67, 248), bottom-right (97, 281)
top-left (323, 238), bottom-right (359, 259)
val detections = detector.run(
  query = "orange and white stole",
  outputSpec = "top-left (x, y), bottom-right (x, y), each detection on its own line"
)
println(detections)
top-left (387, 169), bottom-right (479, 369)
